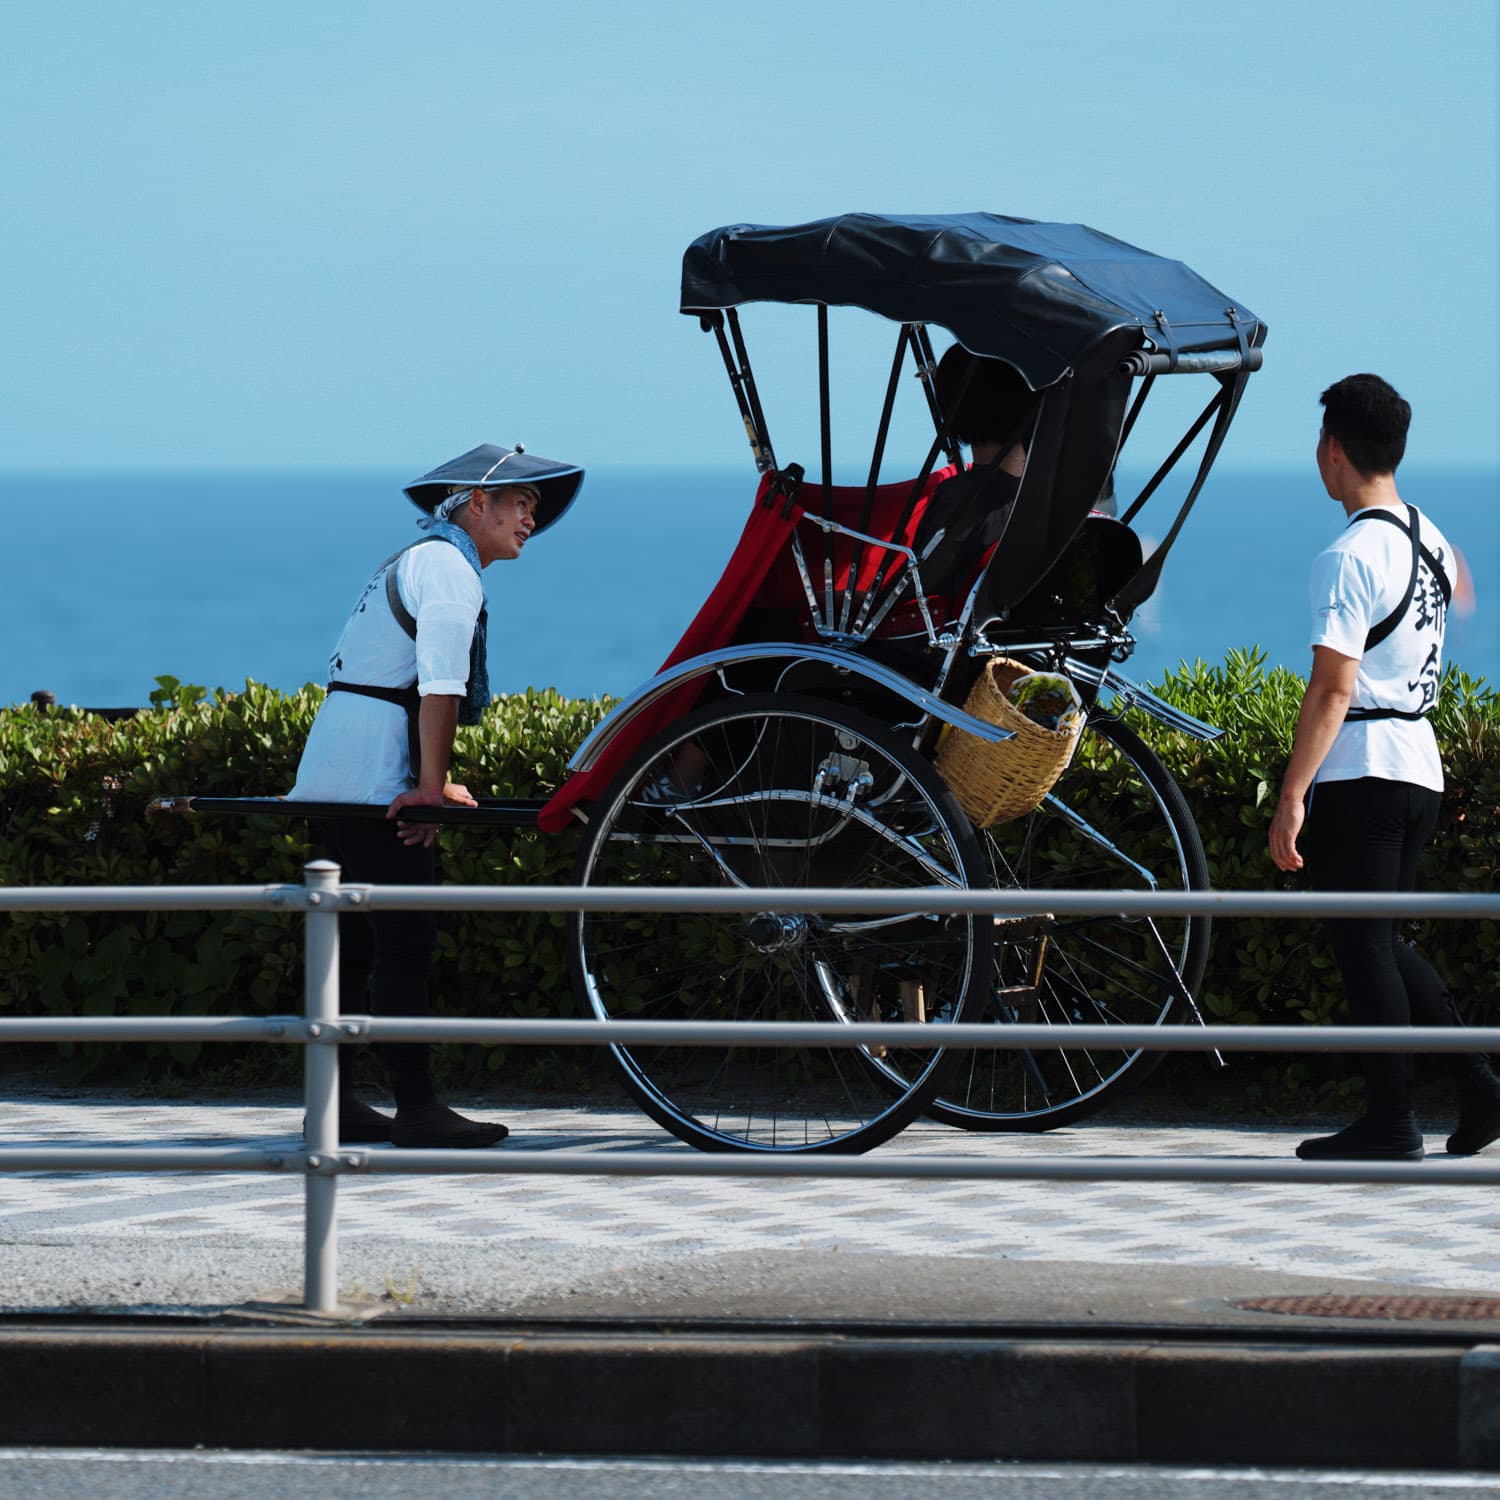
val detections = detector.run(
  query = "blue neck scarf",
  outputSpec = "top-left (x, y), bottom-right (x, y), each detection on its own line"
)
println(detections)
top-left (413, 519), bottom-right (489, 725)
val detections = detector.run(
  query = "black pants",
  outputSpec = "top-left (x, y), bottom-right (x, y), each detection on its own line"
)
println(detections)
top-left (1306, 776), bottom-right (1465, 1116)
top-left (323, 818), bottom-right (439, 1108)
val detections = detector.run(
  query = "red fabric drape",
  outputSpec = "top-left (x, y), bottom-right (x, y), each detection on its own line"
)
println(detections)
top-left (537, 477), bottom-right (800, 831)
top-left (536, 466), bottom-right (957, 832)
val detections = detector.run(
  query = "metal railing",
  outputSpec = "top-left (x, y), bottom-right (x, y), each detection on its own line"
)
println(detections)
top-left (3, 861), bottom-right (1499, 1314)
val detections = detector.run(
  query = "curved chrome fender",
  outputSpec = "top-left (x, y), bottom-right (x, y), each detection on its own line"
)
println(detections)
top-left (566, 643), bottom-right (1012, 775)
top-left (1065, 659), bottom-right (1225, 742)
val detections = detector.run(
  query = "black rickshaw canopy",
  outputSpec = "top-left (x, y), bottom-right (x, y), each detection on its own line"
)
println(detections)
top-left (680, 212), bottom-right (1264, 387)
top-left (678, 210), bottom-right (1267, 629)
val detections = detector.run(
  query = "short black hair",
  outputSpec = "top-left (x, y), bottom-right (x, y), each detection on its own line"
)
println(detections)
top-left (935, 345), bottom-right (1038, 449)
top-left (1319, 373), bottom-right (1411, 477)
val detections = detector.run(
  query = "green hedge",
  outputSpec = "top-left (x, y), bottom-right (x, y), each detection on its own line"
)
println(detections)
top-left (1122, 649), bottom-right (1500, 1103)
top-left (0, 676), bottom-right (604, 1086)
top-left (2, 653), bottom-right (1496, 1094)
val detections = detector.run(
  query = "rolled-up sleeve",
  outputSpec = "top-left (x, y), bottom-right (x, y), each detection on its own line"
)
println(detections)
top-left (399, 546), bottom-right (485, 696)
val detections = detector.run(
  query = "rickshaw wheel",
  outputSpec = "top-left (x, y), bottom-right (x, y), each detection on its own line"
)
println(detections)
top-left (926, 714), bottom-right (1211, 1131)
top-left (568, 693), bottom-right (993, 1154)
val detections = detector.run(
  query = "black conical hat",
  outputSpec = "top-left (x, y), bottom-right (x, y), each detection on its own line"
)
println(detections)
top-left (403, 443), bottom-right (584, 535)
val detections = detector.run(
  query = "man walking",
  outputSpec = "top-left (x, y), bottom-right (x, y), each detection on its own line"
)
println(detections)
top-left (289, 442), bottom-right (583, 1147)
top-left (1268, 375), bottom-right (1499, 1161)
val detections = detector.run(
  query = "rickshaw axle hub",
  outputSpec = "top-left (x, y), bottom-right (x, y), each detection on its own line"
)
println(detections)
top-left (747, 912), bottom-right (807, 953)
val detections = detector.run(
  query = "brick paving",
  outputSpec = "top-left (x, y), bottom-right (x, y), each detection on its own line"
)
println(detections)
top-left (1, 1097), bottom-right (1496, 1297)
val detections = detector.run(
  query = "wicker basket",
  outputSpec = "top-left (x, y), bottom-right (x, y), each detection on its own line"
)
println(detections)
top-left (934, 658), bottom-right (1084, 827)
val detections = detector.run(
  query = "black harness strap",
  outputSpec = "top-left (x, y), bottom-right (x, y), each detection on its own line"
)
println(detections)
top-left (1343, 506), bottom-right (1451, 724)
top-left (383, 539), bottom-right (489, 724)
top-left (325, 680), bottom-right (424, 777)
top-left (1361, 507), bottom-right (1420, 652)
top-left (325, 536), bottom-right (450, 779)
top-left (386, 555), bottom-right (419, 636)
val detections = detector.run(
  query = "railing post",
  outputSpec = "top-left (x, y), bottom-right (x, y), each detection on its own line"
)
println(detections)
top-left (302, 858), bottom-right (341, 1313)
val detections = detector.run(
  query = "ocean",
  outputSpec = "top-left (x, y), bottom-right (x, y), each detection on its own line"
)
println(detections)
top-left (4, 466), bottom-right (1496, 710)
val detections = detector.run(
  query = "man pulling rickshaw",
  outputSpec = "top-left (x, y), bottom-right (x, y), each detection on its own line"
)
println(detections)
top-left (286, 442), bottom-right (583, 1148)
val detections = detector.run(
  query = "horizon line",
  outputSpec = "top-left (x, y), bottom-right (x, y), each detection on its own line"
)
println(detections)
top-left (3, 460), bottom-right (1498, 479)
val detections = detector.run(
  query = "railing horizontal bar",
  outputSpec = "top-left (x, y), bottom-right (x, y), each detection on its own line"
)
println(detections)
top-left (0, 1149), bottom-right (298, 1172)
top-left (3, 1146), bottom-right (1495, 1187)
top-left (351, 1019), bottom-right (1500, 1054)
top-left (348, 887), bottom-right (1500, 918)
top-left (0, 1018), bottom-right (304, 1043)
top-left (2, 884), bottom-right (1497, 919)
top-left (0, 885), bottom-right (303, 912)
top-left (4, 1017), bottom-right (1500, 1053)
top-left (347, 1149), bottom-right (1500, 1186)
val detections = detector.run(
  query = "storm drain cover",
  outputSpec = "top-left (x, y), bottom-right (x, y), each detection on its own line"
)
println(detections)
top-left (1236, 1295), bottom-right (1500, 1322)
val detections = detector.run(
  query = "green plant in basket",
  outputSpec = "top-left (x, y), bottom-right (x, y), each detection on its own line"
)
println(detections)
top-left (1005, 671), bottom-right (1083, 733)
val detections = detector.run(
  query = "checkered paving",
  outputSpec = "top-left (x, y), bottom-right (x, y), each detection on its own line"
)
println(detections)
top-left (1, 1097), bottom-right (1496, 1294)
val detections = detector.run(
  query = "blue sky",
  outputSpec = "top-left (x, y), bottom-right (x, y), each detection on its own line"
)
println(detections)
top-left (2, 0), bottom-right (1496, 475)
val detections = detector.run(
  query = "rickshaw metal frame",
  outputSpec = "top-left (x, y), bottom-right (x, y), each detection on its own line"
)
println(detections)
top-left (554, 214), bottom-right (1262, 1149)
top-left (701, 307), bottom-right (1256, 647)
top-left (564, 217), bottom-right (1266, 792)
top-left (564, 642), bottom-right (1012, 780)
top-left (678, 213), bottom-right (1266, 659)
top-left (560, 643), bottom-right (1223, 788)
top-left (577, 292), bottom-right (1259, 778)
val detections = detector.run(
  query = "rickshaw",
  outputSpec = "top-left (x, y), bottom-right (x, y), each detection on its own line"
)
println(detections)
top-left (174, 212), bottom-right (1265, 1156)
top-left (533, 212), bottom-right (1266, 1155)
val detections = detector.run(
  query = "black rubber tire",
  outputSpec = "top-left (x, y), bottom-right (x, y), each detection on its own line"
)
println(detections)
top-left (926, 713), bottom-right (1211, 1132)
top-left (568, 693), bottom-right (993, 1154)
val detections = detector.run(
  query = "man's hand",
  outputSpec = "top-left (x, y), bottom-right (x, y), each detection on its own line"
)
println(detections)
top-left (1267, 647), bottom-right (1358, 875)
top-left (1268, 794), bottom-right (1306, 872)
top-left (385, 782), bottom-right (478, 847)
top-left (386, 786), bottom-right (445, 847)
top-left (384, 693), bottom-right (471, 846)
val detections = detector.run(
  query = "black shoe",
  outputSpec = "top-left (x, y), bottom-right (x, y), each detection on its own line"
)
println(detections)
top-left (1447, 1082), bottom-right (1500, 1156)
top-left (1296, 1114), bottom-right (1424, 1161)
top-left (390, 1101), bottom-right (510, 1149)
top-left (302, 1098), bottom-right (394, 1145)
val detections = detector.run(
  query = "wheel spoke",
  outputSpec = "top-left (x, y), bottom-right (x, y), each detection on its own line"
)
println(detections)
top-left (572, 696), bottom-right (989, 1153)
top-left (927, 714), bottom-right (1209, 1131)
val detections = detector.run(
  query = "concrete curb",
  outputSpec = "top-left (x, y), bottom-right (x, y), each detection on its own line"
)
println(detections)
top-left (3, 1322), bottom-right (1499, 1468)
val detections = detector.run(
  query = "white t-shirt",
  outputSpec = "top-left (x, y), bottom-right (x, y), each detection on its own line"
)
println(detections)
top-left (288, 540), bottom-right (485, 804)
top-left (1308, 502), bottom-right (1452, 794)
